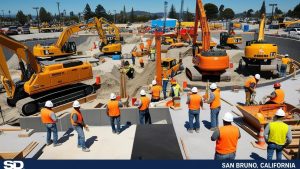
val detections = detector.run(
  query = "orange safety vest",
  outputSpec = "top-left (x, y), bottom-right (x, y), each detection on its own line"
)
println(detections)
top-left (152, 85), bottom-right (161, 99)
top-left (188, 94), bottom-right (202, 110)
top-left (216, 125), bottom-right (239, 155)
top-left (270, 89), bottom-right (285, 104)
top-left (244, 76), bottom-right (256, 88)
top-left (281, 58), bottom-right (290, 65)
top-left (41, 108), bottom-right (55, 124)
top-left (70, 109), bottom-right (83, 126)
top-left (210, 88), bottom-right (221, 109)
top-left (139, 96), bottom-right (150, 111)
top-left (107, 100), bottom-right (121, 117)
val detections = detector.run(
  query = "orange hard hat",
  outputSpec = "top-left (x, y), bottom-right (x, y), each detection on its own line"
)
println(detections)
top-left (274, 82), bottom-right (281, 88)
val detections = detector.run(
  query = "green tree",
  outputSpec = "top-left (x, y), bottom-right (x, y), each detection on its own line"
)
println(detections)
top-left (275, 7), bottom-right (283, 15)
top-left (204, 3), bottom-right (218, 20)
top-left (223, 8), bottom-right (235, 20)
top-left (218, 4), bottom-right (225, 20)
top-left (168, 4), bottom-right (177, 19)
top-left (246, 9), bottom-right (254, 17)
top-left (286, 10), bottom-right (294, 17)
top-left (27, 14), bottom-right (32, 21)
top-left (70, 11), bottom-right (74, 17)
top-left (39, 7), bottom-right (52, 23)
top-left (122, 5), bottom-right (127, 23)
top-left (130, 7), bottom-right (135, 23)
top-left (259, 0), bottom-right (266, 16)
top-left (83, 3), bottom-right (94, 20)
top-left (184, 8), bottom-right (194, 21)
top-left (16, 10), bottom-right (28, 25)
top-left (293, 3), bottom-right (300, 18)
top-left (95, 4), bottom-right (108, 18)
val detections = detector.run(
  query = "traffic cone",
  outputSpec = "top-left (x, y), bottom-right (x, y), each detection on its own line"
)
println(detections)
top-left (251, 126), bottom-right (267, 150)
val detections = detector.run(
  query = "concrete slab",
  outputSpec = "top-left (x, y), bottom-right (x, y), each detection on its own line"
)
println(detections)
top-left (39, 126), bottom-right (136, 159)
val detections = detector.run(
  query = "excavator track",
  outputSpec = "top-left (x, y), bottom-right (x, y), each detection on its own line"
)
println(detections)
top-left (16, 83), bottom-right (94, 116)
top-left (185, 66), bottom-right (203, 81)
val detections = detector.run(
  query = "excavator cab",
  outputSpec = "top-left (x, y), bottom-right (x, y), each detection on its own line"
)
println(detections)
top-left (161, 58), bottom-right (181, 78)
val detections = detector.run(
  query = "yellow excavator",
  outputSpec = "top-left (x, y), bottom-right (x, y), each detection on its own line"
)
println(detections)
top-left (218, 22), bottom-right (243, 49)
top-left (98, 17), bottom-right (122, 54)
top-left (239, 14), bottom-right (278, 72)
top-left (0, 33), bottom-right (94, 116)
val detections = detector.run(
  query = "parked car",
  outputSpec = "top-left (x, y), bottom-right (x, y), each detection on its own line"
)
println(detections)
top-left (5, 26), bottom-right (19, 35)
top-left (21, 26), bottom-right (30, 34)
top-left (289, 28), bottom-right (300, 35)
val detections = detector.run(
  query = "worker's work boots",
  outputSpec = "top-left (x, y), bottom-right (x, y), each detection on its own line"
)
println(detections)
top-left (188, 129), bottom-right (193, 133)
top-left (82, 148), bottom-right (90, 152)
top-left (53, 143), bottom-right (62, 147)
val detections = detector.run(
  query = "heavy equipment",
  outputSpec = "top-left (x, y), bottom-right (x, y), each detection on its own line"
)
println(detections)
top-left (218, 22), bottom-right (243, 49)
top-left (161, 58), bottom-right (182, 78)
top-left (185, 0), bottom-right (230, 81)
top-left (0, 33), bottom-right (94, 116)
top-left (239, 14), bottom-right (278, 73)
top-left (98, 17), bottom-right (122, 54)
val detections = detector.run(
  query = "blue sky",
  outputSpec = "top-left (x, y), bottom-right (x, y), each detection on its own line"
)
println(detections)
top-left (1, 0), bottom-right (299, 16)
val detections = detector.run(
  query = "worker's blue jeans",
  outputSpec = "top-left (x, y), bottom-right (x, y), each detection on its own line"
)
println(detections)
top-left (110, 116), bottom-right (121, 133)
top-left (188, 109), bottom-right (200, 130)
top-left (162, 80), bottom-right (169, 99)
top-left (139, 109), bottom-right (151, 125)
top-left (280, 64), bottom-right (287, 77)
top-left (214, 152), bottom-right (236, 160)
top-left (210, 107), bottom-right (221, 129)
top-left (73, 125), bottom-right (86, 148)
top-left (267, 143), bottom-right (284, 160)
top-left (132, 57), bottom-right (135, 65)
top-left (46, 123), bottom-right (58, 145)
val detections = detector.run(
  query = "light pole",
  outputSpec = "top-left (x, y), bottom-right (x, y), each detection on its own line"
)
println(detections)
top-left (114, 10), bottom-right (116, 23)
top-left (56, 2), bottom-right (61, 25)
top-left (0, 10), bottom-right (4, 27)
top-left (269, 3), bottom-right (277, 23)
top-left (163, 1), bottom-right (168, 33)
top-left (33, 7), bottom-right (40, 33)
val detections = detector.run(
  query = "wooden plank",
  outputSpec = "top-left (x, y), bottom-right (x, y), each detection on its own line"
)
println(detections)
top-left (22, 142), bottom-right (38, 157)
top-left (85, 94), bottom-right (97, 102)
top-left (18, 129), bottom-right (35, 138)
top-left (283, 151), bottom-right (293, 160)
top-left (0, 152), bottom-right (22, 159)
top-left (0, 128), bottom-right (22, 132)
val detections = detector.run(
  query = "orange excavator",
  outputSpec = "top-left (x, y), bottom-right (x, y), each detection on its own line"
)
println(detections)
top-left (186, 0), bottom-right (230, 81)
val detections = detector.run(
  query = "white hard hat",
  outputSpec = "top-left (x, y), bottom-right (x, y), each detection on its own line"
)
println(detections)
top-left (140, 89), bottom-right (146, 96)
top-left (110, 93), bottom-right (116, 100)
top-left (255, 74), bottom-right (260, 80)
top-left (275, 108), bottom-right (285, 117)
top-left (191, 87), bottom-right (198, 93)
top-left (45, 101), bottom-right (53, 108)
top-left (73, 100), bottom-right (80, 108)
top-left (285, 54), bottom-right (289, 57)
top-left (210, 83), bottom-right (217, 90)
top-left (223, 112), bottom-right (234, 122)
top-left (152, 80), bottom-right (157, 85)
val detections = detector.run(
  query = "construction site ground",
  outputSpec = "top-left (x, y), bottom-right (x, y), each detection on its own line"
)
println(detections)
top-left (0, 29), bottom-right (299, 160)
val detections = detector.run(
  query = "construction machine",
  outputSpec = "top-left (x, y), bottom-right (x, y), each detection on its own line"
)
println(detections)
top-left (218, 22), bottom-right (243, 49)
top-left (98, 17), bottom-right (122, 54)
top-left (185, 0), bottom-right (230, 81)
top-left (239, 14), bottom-right (278, 73)
top-left (0, 33), bottom-right (94, 116)
top-left (161, 58), bottom-right (183, 78)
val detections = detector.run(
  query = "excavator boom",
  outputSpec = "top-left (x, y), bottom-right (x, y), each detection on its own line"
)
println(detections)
top-left (258, 14), bottom-right (265, 42)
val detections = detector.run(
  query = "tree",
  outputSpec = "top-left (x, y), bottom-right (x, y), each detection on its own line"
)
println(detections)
top-left (70, 11), bottom-right (74, 17)
top-left (286, 10), bottom-right (294, 17)
top-left (223, 8), bottom-right (235, 20)
top-left (39, 7), bottom-right (52, 23)
top-left (218, 4), bottom-right (225, 20)
top-left (130, 7), bottom-right (135, 23)
top-left (27, 14), bottom-right (32, 21)
top-left (122, 5), bottom-right (127, 23)
top-left (168, 4), bottom-right (177, 19)
top-left (83, 3), bottom-right (94, 20)
top-left (246, 9), bottom-right (254, 18)
top-left (293, 3), bottom-right (300, 18)
top-left (204, 3), bottom-right (218, 20)
top-left (275, 7), bottom-right (283, 15)
top-left (184, 8), bottom-right (194, 21)
top-left (259, 0), bottom-right (266, 16)
top-left (16, 10), bottom-right (28, 25)
top-left (95, 4), bottom-right (108, 18)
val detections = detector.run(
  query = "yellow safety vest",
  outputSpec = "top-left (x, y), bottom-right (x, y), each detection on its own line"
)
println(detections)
top-left (268, 121), bottom-right (289, 145)
top-left (173, 84), bottom-right (181, 97)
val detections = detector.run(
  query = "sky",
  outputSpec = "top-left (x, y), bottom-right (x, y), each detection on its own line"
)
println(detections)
top-left (0, 0), bottom-right (299, 16)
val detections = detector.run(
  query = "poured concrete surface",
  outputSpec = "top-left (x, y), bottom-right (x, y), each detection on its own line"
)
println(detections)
top-left (39, 126), bottom-right (136, 159)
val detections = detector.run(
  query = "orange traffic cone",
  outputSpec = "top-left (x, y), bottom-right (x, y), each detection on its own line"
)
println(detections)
top-left (251, 126), bottom-right (267, 150)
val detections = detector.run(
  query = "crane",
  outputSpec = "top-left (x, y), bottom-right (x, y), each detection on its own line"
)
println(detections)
top-left (0, 33), bottom-right (94, 116)
top-left (185, 0), bottom-right (230, 81)
top-left (239, 14), bottom-right (278, 73)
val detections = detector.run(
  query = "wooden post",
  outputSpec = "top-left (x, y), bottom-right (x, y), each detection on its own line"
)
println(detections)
top-left (155, 32), bottom-right (162, 86)
top-left (120, 71), bottom-right (127, 98)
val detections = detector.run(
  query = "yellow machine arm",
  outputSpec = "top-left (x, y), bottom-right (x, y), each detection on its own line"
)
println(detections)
top-left (258, 14), bottom-right (266, 42)
top-left (91, 17), bottom-right (107, 45)
top-left (99, 17), bottom-right (121, 42)
top-left (0, 47), bottom-right (15, 98)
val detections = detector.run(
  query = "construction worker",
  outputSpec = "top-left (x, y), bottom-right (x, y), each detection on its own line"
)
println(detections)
top-left (134, 90), bottom-right (151, 124)
top-left (139, 57), bottom-right (144, 68)
top-left (70, 100), bottom-right (90, 152)
top-left (131, 52), bottom-right (136, 66)
top-left (280, 54), bottom-right (291, 77)
top-left (186, 87), bottom-right (203, 133)
top-left (169, 79), bottom-right (182, 98)
top-left (264, 108), bottom-right (292, 160)
top-left (204, 83), bottom-right (221, 131)
top-left (150, 48), bottom-right (156, 61)
top-left (211, 112), bottom-right (241, 160)
top-left (107, 93), bottom-right (123, 134)
top-left (40, 101), bottom-right (61, 147)
top-left (150, 80), bottom-right (162, 102)
top-left (162, 74), bottom-right (169, 99)
top-left (265, 82), bottom-right (285, 105)
top-left (244, 74), bottom-right (260, 106)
